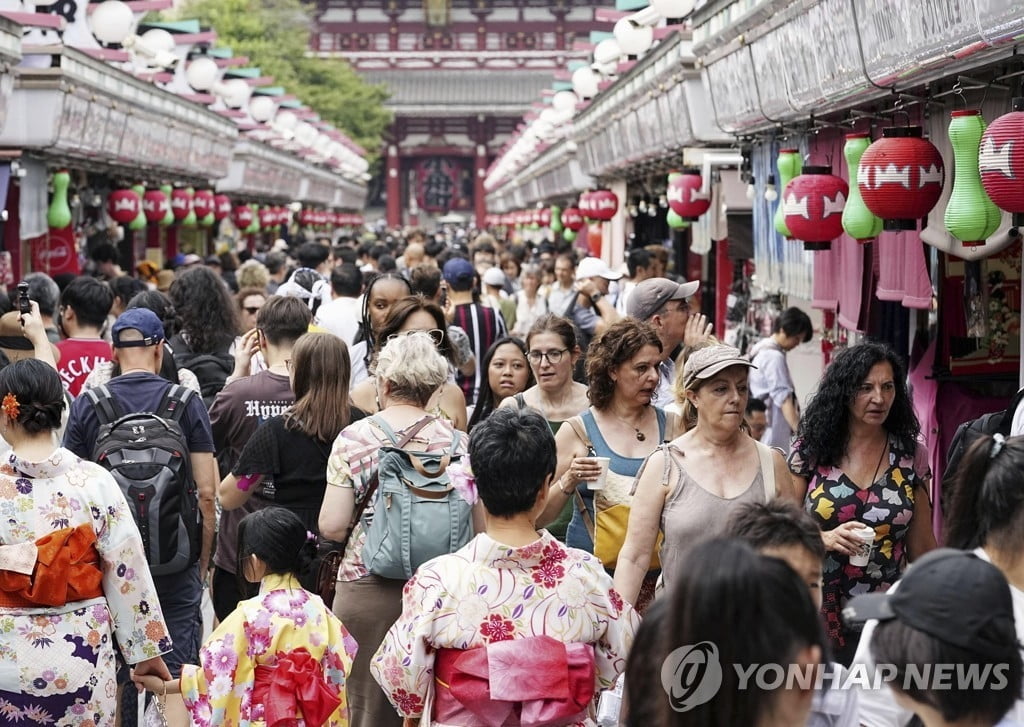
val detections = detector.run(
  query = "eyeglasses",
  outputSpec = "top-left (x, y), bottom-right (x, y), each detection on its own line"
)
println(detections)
top-left (387, 328), bottom-right (445, 347)
top-left (527, 348), bottom-right (569, 365)
top-left (243, 306), bottom-right (262, 315)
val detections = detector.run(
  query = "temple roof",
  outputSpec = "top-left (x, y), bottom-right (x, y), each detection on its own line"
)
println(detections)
top-left (359, 69), bottom-right (554, 117)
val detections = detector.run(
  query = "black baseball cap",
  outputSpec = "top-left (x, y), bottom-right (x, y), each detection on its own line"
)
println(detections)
top-left (111, 308), bottom-right (165, 348)
top-left (843, 549), bottom-right (1016, 654)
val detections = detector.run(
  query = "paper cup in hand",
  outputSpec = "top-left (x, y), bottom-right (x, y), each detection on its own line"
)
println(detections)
top-left (848, 525), bottom-right (876, 567)
top-left (589, 457), bottom-right (611, 490)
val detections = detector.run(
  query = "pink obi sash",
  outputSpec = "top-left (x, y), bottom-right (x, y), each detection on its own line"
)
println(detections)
top-left (252, 647), bottom-right (341, 727)
top-left (434, 635), bottom-right (596, 727)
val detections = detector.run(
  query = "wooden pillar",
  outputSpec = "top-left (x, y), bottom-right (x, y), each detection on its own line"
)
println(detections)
top-left (474, 143), bottom-right (487, 230)
top-left (386, 143), bottom-right (401, 228)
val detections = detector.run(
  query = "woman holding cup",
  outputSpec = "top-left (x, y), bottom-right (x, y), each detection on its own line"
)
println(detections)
top-left (788, 341), bottom-right (936, 665)
top-left (541, 319), bottom-right (677, 607)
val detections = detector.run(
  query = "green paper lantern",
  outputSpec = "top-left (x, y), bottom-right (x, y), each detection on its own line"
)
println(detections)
top-left (247, 205), bottom-right (261, 234)
top-left (200, 212), bottom-right (215, 227)
top-left (666, 209), bottom-right (690, 229)
top-left (159, 184), bottom-right (175, 227)
top-left (774, 149), bottom-right (802, 238)
top-left (945, 110), bottom-right (1002, 246)
top-left (182, 187), bottom-right (198, 227)
top-left (550, 206), bottom-right (563, 234)
top-left (128, 184), bottom-right (147, 231)
top-left (563, 229), bottom-right (576, 243)
top-left (47, 170), bottom-right (72, 229)
top-left (841, 134), bottom-right (883, 243)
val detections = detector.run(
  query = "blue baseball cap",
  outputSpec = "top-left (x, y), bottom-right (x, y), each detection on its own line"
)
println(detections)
top-left (111, 308), bottom-right (165, 348)
top-left (443, 257), bottom-right (475, 285)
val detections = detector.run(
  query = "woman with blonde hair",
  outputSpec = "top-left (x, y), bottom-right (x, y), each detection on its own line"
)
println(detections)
top-left (319, 332), bottom-right (476, 727)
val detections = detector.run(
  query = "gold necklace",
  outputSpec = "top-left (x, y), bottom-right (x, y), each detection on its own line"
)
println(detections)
top-left (612, 407), bottom-right (649, 441)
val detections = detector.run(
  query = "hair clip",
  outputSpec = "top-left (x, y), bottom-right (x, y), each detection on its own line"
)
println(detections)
top-left (2, 393), bottom-right (19, 419)
top-left (991, 433), bottom-right (1007, 460)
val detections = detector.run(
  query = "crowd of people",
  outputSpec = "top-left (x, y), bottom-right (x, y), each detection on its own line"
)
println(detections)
top-left (0, 228), bottom-right (1019, 727)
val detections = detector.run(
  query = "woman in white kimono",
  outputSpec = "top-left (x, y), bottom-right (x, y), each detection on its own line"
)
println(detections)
top-left (371, 407), bottom-right (639, 726)
top-left (0, 358), bottom-right (171, 725)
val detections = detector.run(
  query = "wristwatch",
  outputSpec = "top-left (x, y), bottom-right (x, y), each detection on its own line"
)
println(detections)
top-left (590, 292), bottom-right (603, 305)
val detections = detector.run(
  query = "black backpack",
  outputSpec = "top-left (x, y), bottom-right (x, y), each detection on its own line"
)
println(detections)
top-left (944, 388), bottom-right (1024, 485)
top-left (169, 334), bottom-right (234, 408)
top-left (85, 384), bottom-right (202, 576)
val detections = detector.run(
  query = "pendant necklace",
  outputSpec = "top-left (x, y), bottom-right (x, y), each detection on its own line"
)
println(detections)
top-left (614, 408), bottom-right (647, 441)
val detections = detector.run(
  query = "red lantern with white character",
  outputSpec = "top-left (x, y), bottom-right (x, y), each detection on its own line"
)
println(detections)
top-left (585, 190), bottom-right (619, 221)
top-left (562, 207), bottom-right (585, 231)
top-left (213, 195), bottom-right (232, 221)
top-left (259, 207), bottom-right (277, 228)
top-left (193, 190), bottom-right (215, 219)
top-left (142, 189), bottom-right (169, 224)
top-left (170, 188), bottom-right (192, 221)
top-left (667, 170), bottom-right (712, 220)
top-left (858, 126), bottom-right (944, 230)
top-left (578, 191), bottom-right (595, 219)
top-left (783, 166), bottom-right (849, 251)
top-left (538, 208), bottom-right (552, 227)
top-left (981, 97), bottom-right (1024, 225)
top-left (108, 189), bottom-right (140, 224)
top-left (233, 204), bottom-right (254, 229)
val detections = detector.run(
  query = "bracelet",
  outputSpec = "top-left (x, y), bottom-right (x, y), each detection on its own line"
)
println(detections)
top-left (558, 474), bottom-right (575, 495)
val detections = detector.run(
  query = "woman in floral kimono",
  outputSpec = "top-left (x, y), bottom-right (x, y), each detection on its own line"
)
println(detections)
top-left (372, 407), bottom-right (639, 726)
top-left (135, 507), bottom-right (357, 726)
top-left (0, 358), bottom-right (172, 725)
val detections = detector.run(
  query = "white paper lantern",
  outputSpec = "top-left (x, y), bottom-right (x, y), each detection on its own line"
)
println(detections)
top-left (552, 90), bottom-right (578, 114)
top-left (295, 122), bottom-right (318, 148)
top-left (613, 17), bottom-right (654, 56)
top-left (89, 0), bottom-right (135, 45)
top-left (651, 0), bottom-right (696, 18)
top-left (249, 95), bottom-right (277, 123)
top-left (273, 109), bottom-right (298, 133)
top-left (218, 78), bottom-right (251, 108)
top-left (140, 27), bottom-right (175, 52)
top-left (313, 133), bottom-right (332, 156)
top-left (571, 66), bottom-right (600, 99)
top-left (185, 56), bottom-right (219, 91)
top-left (593, 38), bottom-right (623, 66)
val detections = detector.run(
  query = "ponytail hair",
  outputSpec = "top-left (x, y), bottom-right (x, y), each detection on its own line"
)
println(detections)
top-left (945, 434), bottom-right (1024, 552)
top-left (236, 507), bottom-right (317, 588)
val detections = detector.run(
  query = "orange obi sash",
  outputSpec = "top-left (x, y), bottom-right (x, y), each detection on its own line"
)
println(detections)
top-left (434, 635), bottom-right (596, 727)
top-left (0, 524), bottom-right (103, 608)
top-left (252, 647), bottom-right (342, 727)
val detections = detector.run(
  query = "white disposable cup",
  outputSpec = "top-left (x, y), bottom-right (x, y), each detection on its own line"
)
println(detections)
top-left (848, 525), bottom-right (876, 567)
top-left (589, 457), bottom-right (611, 490)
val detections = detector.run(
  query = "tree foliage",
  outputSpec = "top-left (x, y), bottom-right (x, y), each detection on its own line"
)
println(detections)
top-left (172, 0), bottom-right (391, 158)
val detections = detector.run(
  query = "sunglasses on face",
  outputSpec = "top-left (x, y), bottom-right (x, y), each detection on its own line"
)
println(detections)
top-left (387, 328), bottom-right (445, 347)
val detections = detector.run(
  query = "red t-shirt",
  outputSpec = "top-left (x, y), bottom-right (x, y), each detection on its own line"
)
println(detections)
top-left (56, 338), bottom-right (112, 397)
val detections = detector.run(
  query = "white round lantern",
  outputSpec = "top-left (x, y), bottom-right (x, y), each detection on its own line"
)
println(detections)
top-left (593, 38), bottom-right (623, 66)
top-left (249, 95), bottom-right (277, 123)
top-left (185, 56), bottom-right (219, 91)
top-left (651, 0), bottom-right (696, 18)
top-left (273, 109), bottom-right (298, 134)
top-left (313, 133), bottom-right (332, 156)
top-left (571, 66), bottom-right (600, 98)
top-left (295, 122), bottom-right (318, 148)
top-left (140, 27), bottom-right (175, 53)
top-left (219, 78), bottom-right (251, 108)
top-left (552, 90), bottom-right (578, 114)
top-left (89, 0), bottom-right (135, 45)
top-left (613, 17), bottom-right (654, 56)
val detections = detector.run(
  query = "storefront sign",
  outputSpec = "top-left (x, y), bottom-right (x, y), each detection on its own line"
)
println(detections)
top-left (29, 228), bottom-right (80, 277)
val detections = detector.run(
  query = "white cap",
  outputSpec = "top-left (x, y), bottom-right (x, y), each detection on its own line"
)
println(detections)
top-left (482, 267), bottom-right (506, 287)
top-left (576, 256), bottom-right (623, 281)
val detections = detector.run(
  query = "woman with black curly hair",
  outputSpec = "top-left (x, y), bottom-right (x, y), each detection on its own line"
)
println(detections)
top-left (348, 272), bottom-right (411, 388)
top-left (788, 341), bottom-right (936, 665)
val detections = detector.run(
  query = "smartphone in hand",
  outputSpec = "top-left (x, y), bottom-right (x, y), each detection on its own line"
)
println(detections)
top-left (17, 282), bottom-right (30, 315)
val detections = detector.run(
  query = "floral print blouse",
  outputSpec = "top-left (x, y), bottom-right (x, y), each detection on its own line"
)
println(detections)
top-left (0, 447), bottom-right (170, 726)
top-left (789, 434), bottom-right (931, 652)
top-left (180, 573), bottom-right (358, 727)
top-left (371, 530), bottom-right (639, 726)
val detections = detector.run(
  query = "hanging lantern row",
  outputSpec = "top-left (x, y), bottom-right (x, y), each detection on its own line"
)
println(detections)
top-left (296, 209), bottom-right (365, 228)
top-left (579, 189), bottom-right (619, 221)
top-left (108, 187), bottom-right (230, 228)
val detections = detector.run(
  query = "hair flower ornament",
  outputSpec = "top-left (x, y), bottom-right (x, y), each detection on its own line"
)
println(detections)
top-left (448, 456), bottom-right (477, 506)
top-left (2, 393), bottom-right (19, 419)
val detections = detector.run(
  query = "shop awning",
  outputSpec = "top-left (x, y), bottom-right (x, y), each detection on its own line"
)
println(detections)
top-left (0, 16), bottom-right (21, 134)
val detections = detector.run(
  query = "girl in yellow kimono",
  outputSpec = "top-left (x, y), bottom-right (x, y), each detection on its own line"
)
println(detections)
top-left (134, 507), bottom-right (357, 726)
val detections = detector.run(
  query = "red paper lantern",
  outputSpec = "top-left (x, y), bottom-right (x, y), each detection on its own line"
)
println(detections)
top-left (298, 209), bottom-right (312, 226)
top-left (233, 204), bottom-right (254, 229)
top-left (277, 207), bottom-right (290, 225)
top-left (170, 188), bottom-right (192, 221)
top-left (858, 126), bottom-right (944, 230)
top-left (667, 170), bottom-right (712, 220)
top-left (578, 192), bottom-right (595, 219)
top-left (562, 207), bottom-right (585, 231)
top-left (193, 190), bottom-right (215, 219)
top-left (585, 190), bottom-right (618, 221)
top-left (141, 189), bottom-right (169, 224)
top-left (538, 208), bottom-right (552, 227)
top-left (259, 206), bottom-right (277, 228)
top-left (213, 195), bottom-right (232, 221)
top-left (981, 97), bottom-right (1024, 226)
top-left (783, 166), bottom-right (849, 251)
top-left (108, 189), bottom-right (140, 224)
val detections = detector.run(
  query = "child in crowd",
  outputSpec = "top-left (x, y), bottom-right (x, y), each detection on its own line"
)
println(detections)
top-left (133, 507), bottom-right (357, 726)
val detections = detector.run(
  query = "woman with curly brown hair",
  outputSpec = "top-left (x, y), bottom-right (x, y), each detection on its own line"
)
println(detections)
top-left (538, 319), bottom-right (680, 607)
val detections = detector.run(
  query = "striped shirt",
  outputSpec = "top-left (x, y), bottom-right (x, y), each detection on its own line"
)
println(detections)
top-left (326, 415), bottom-right (468, 582)
top-left (451, 301), bottom-right (507, 406)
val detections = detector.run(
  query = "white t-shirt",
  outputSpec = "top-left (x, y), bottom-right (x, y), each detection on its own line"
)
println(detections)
top-left (315, 296), bottom-right (361, 347)
top-left (851, 547), bottom-right (1024, 726)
